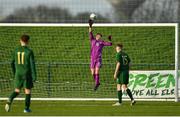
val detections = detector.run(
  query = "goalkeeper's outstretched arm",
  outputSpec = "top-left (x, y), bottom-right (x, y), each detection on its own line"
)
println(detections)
top-left (102, 35), bottom-right (112, 46)
top-left (89, 19), bottom-right (94, 40)
top-left (89, 27), bottom-right (92, 33)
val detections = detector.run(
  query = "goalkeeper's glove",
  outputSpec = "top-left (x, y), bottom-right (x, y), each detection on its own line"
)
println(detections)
top-left (88, 19), bottom-right (94, 28)
top-left (108, 35), bottom-right (112, 41)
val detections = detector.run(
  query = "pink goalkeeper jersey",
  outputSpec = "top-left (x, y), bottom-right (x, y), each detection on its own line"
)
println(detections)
top-left (89, 32), bottom-right (112, 60)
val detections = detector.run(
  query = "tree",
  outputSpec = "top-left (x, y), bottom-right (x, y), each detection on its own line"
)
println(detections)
top-left (2, 5), bottom-right (111, 23)
top-left (108, 0), bottom-right (145, 22)
top-left (132, 0), bottom-right (179, 22)
top-left (2, 5), bottom-right (73, 23)
top-left (0, 7), bottom-right (3, 20)
top-left (108, 0), bottom-right (179, 23)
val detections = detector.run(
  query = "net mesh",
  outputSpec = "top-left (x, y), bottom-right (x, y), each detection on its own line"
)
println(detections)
top-left (0, 25), bottom-right (176, 98)
top-left (178, 25), bottom-right (180, 98)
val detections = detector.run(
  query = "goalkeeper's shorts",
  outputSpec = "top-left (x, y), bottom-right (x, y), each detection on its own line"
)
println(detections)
top-left (90, 59), bottom-right (102, 69)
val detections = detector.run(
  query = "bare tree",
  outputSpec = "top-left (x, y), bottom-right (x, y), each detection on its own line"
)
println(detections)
top-left (0, 6), bottom-right (3, 20)
top-left (108, 0), bottom-right (179, 22)
top-left (2, 5), bottom-right (73, 23)
top-left (132, 0), bottom-right (179, 22)
top-left (108, 0), bottom-right (145, 22)
top-left (1, 5), bottom-right (111, 23)
top-left (178, 0), bottom-right (180, 22)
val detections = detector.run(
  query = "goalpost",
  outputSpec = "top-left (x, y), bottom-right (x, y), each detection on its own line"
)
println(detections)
top-left (0, 23), bottom-right (179, 101)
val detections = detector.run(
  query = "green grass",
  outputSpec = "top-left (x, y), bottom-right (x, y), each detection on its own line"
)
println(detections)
top-left (1, 100), bottom-right (180, 116)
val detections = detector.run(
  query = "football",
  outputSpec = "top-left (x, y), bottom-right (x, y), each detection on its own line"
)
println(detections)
top-left (90, 13), bottom-right (96, 20)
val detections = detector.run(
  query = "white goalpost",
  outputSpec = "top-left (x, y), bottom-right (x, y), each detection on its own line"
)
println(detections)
top-left (0, 23), bottom-right (179, 101)
top-left (175, 23), bottom-right (179, 102)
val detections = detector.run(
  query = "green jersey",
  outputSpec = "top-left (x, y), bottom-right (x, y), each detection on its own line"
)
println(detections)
top-left (116, 51), bottom-right (131, 71)
top-left (11, 46), bottom-right (36, 82)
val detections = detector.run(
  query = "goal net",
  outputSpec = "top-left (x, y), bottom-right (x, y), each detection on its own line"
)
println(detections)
top-left (0, 23), bottom-right (179, 101)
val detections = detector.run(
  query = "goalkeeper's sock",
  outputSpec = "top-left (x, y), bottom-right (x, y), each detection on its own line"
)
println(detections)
top-left (117, 90), bottom-right (122, 103)
top-left (126, 88), bottom-right (134, 101)
top-left (95, 74), bottom-right (100, 85)
top-left (8, 92), bottom-right (19, 104)
top-left (25, 94), bottom-right (31, 110)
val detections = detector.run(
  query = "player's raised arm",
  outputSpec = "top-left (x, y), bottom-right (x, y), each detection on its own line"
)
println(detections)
top-left (88, 19), bottom-right (94, 40)
top-left (11, 51), bottom-right (15, 75)
top-left (30, 51), bottom-right (37, 82)
top-left (89, 28), bottom-right (94, 41)
top-left (102, 35), bottom-right (112, 46)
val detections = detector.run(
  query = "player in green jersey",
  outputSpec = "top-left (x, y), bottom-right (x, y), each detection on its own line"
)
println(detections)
top-left (5, 35), bottom-right (36, 113)
top-left (112, 44), bottom-right (135, 106)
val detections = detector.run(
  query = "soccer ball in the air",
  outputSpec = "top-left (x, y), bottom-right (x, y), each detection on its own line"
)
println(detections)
top-left (90, 13), bottom-right (96, 20)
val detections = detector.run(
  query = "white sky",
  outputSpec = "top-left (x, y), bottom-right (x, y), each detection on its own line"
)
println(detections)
top-left (0, 0), bottom-right (113, 17)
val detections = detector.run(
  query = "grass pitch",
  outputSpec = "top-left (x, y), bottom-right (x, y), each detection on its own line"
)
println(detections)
top-left (0, 100), bottom-right (180, 116)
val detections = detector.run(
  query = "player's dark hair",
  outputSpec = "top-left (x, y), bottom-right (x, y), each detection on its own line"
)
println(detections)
top-left (21, 34), bottom-right (30, 43)
top-left (116, 43), bottom-right (123, 49)
top-left (96, 33), bottom-right (102, 37)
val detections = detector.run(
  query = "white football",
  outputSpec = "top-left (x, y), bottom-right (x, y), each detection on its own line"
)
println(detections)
top-left (90, 13), bottom-right (96, 20)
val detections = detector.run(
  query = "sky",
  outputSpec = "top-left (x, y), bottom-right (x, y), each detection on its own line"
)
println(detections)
top-left (0, 0), bottom-right (113, 17)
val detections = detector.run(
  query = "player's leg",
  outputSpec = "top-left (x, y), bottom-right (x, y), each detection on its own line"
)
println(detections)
top-left (94, 60), bottom-right (102, 87)
top-left (23, 78), bottom-right (33, 113)
top-left (112, 84), bottom-right (122, 106)
top-left (122, 84), bottom-right (133, 100)
top-left (90, 60), bottom-right (101, 90)
top-left (122, 84), bottom-right (136, 105)
top-left (113, 72), bottom-right (125, 106)
top-left (117, 84), bottom-right (122, 104)
top-left (24, 88), bottom-right (32, 113)
top-left (90, 60), bottom-right (96, 81)
top-left (122, 70), bottom-right (135, 105)
top-left (94, 67), bottom-right (101, 91)
top-left (8, 88), bottom-right (20, 104)
top-left (5, 77), bottom-right (22, 112)
top-left (90, 68), bottom-right (95, 81)
top-left (5, 88), bottom-right (20, 112)
top-left (95, 67), bottom-right (100, 85)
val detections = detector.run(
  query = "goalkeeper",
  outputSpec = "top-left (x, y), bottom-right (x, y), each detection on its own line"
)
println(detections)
top-left (88, 19), bottom-right (112, 91)
top-left (5, 35), bottom-right (36, 113)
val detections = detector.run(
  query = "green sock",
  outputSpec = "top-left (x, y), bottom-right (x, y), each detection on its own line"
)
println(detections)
top-left (126, 88), bottom-right (134, 100)
top-left (8, 92), bottom-right (19, 104)
top-left (117, 90), bottom-right (122, 103)
top-left (25, 94), bottom-right (31, 110)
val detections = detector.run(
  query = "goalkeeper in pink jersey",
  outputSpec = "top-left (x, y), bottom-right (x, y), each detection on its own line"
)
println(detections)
top-left (88, 19), bottom-right (112, 91)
